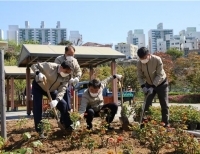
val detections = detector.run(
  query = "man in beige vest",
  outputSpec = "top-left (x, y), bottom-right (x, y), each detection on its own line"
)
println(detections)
top-left (55, 45), bottom-right (82, 113)
top-left (31, 60), bottom-right (73, 138)
top-left (137, 47), bottom-right (169, 127)
top-left (79, 74), bottom-right (122, 130)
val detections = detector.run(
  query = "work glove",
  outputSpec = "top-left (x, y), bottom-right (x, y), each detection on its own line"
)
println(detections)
top-left (50, 100), bottom-right (58, 108)
top-left (147, 87), bottom-right (154, 94)
top-left (69, 77), bottom-right (79, 85)
top-left (73, 77), bottom-right (79, 85)
top-left (37, 72), bottom-right (45, 82)
top-left (142, 87), bottom-right (148, 94)
top-left (115, 74), bottom-right (123, 80)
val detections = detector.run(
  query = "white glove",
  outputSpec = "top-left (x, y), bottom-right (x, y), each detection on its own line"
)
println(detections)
top-left (24, 96), bottom-right (27, 100)
top-left (50, 100), bottom-right (58, 108)
top-left (73, 77), bottom-right (79, 85)
top-left (115, 74), bottom-right (123, 80)
top-left (37, 73), bottom-right (45, 82)
top-left (142, 87), bottom-right (148, 94)
top-left (147, 87), bottom-right (154, 94)
top-left (69, 78), bottom-right (75, 84)
top-left (69, 77), bottom-right (79, 85)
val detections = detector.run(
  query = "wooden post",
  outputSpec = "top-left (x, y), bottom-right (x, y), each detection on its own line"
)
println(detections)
top-left (26, 67), bottom-right (31, 115)
top-left (0, 49), bottom-right (7, 139)
top-left (6, 79), bottom-right (9, 111)
top-left (10, 77), bottom-right (15, 110)
top-left (111, 60), bottom-right (118, 103)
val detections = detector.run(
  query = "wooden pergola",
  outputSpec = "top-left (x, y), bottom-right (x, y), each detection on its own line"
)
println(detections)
top-left (18, 44), bottom-right (126, 115)
top-left (4, 66), bottom-right (34, 111)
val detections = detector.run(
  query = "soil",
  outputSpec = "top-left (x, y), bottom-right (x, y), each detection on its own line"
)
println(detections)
top-left (1, 117), bottom-right (175, 154)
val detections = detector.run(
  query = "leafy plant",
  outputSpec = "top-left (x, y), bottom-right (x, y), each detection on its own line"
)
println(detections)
top-left (22, 132), bottom-right (31, 141)
top-left (37, 119), bottom-right (51, 135)
top-left (31, 140), bottom-right (43, 148)
top-left (0, 136), bottom-right (5, 152)
top-left (85, 137), bottom-right (98, 154)
top-left (132, 120), bottom-right (169, 154)
top-left (69, 111), bottom-right (81, 130)
top-left (16, 117), bottom-right (28, 130)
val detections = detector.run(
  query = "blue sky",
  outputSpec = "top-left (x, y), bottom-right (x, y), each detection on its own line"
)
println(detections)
top-left (0, 1), bottom-right (200, 45)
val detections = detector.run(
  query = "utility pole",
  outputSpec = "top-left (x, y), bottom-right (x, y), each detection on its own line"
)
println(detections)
top-left (0, 41), bottom-right (8, 139)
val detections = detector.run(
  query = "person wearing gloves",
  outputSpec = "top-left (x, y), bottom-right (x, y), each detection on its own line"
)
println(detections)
top-left (55, 45), bottom-right (82, 112)
top-left (137, 47), bottom-right (169, 127)
top-left (79, 74), bottom-right (122, 130)
top-left (31, 60), bottom-right (73, 138)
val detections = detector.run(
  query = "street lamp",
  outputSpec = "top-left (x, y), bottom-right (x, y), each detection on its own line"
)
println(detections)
top-left (0, 41), bottom-right (8, 139)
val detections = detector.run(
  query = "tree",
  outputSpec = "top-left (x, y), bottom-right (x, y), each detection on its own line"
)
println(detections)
top-left (4, 40), bottom-right (40, 97)
top-left (58, 40), bottom-right (72, 45)
top-left (153, 52), bottom-right (175, 85)
top-left (122, 65), bottom-right (139, 92)
top-left (166, 48), bottom-right (183, 60)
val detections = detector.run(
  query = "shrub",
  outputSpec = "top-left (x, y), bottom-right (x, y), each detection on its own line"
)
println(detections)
top-left (169, 94), bottom-right (200, 103)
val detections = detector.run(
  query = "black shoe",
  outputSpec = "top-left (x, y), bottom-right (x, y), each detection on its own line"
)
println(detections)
top-left (87, 123), bottom-right (93, 130)
top-left (65, 126), bottom-right (74, 131)
top-left (106, 125), bottom-right (114, 130)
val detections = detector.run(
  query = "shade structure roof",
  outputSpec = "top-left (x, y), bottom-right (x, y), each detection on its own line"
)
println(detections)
top-left (4, 66), bottom-right (34, 79)
top-left (18, 44), bottom-right (126, 67)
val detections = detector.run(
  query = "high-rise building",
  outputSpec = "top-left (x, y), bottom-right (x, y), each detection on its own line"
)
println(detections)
top-left (7, 25), bottom-right (19, 44)
top-left (115, 43), bottom-right (138, 59)
top-left (148, 23), bottom-right (173, 53)
top-left (0, 29), bottom-right (4, 40)
top-left (127, 30), bottom-right (145, 48)
top-left (69, 31), bottom-right (82, 46)
top-left (7, 21), bottom-right (67, 45)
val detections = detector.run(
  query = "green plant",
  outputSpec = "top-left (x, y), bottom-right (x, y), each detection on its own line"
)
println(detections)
top-left (132, 120), bottom-right (169, 154)
top-left (171, 128), bottom-right (200, 154)
top-left (0, 136), bottom-right (5, 152)
top-left (16, 117), bottom-right (28, 129)
top-left (69, 111), bottom-right (81, 130)
top-left (31, 140), bottom-right (43, 148)
top-left (85, 137), bottom-right (98, 154)
top-left (67, 126), bottom-right (91, 150)
top-left (3, 148), bottom-right (33, 154)
top-left (22, 132), bottom-right (31, 141)
top-left (37, 119), bottom-right (51, 135)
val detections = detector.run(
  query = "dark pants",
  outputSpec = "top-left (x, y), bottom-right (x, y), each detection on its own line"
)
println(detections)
top-left (63, 86), bottom-right (71, 111)
top-left (145, 80), bottom-right (169, 125)
top-left (84, 103), bottom-right (118, 126)
top-left (32, 80), bottom-right (72, 132)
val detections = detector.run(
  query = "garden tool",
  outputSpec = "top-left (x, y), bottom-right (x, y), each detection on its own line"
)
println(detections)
top-left (42, 77), bottom-right (67, 133)
top-left (139, 91), bottom-right (151, 126)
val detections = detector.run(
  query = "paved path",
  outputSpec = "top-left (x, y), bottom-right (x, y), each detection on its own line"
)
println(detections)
top-left (2, 103), bottom-right (200, 121)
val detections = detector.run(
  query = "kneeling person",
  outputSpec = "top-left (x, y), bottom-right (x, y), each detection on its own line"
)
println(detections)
top-left (79, 74), bottom-right (122, 130)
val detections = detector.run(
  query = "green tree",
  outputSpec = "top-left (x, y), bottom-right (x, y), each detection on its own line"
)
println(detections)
top-left (122, 65), bottom-right (139, 92)
top-left (166, 47), bottom-right (183, 60)
top-left (58, 40), bottom-right (72, 45)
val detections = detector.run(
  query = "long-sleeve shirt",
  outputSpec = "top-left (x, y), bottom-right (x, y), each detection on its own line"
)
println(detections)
top-left (31, 62), bottom-right (70, 101)
top-left (79, 76), bottom-right (114, 114)
top-left (137, 54), bottom-right (166, 87)
top-left (54, 55), bottom-right (82, 78)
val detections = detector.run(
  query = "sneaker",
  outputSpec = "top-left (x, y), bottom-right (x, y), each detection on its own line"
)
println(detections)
top-left (39, 132), bottom-right (47, 139)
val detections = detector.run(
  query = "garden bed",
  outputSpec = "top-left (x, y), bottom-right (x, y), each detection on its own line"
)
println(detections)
top-left (0, 118), bottom-right (176, 154)
top-left (1, 104), bottom-right (200, 154)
